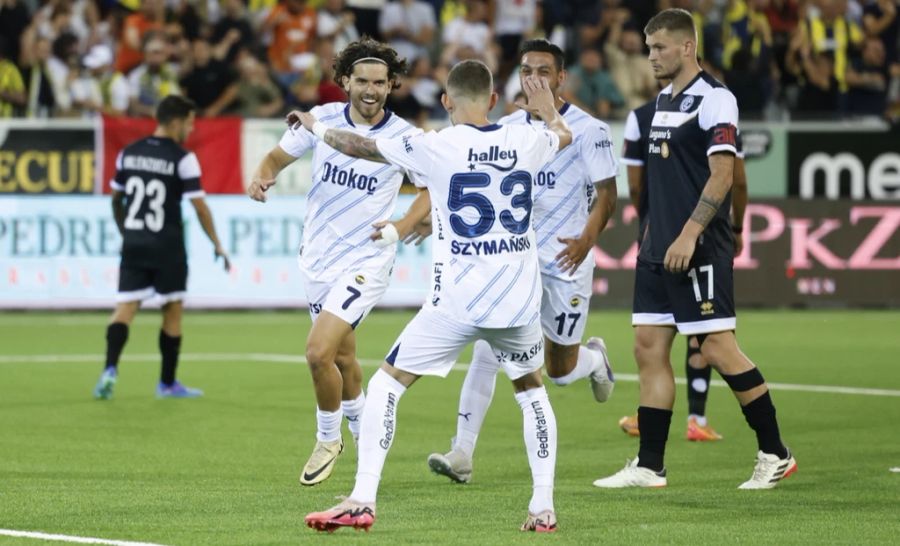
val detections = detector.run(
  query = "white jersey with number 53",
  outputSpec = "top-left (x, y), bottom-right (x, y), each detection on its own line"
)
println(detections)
top-left (377, 123), bottom-right (560, 327)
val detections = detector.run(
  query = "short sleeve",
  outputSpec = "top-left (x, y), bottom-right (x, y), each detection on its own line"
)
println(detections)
top-left (278, 126), bottom-right (316, 158)
top-left (621, 110), bottom-right (644, 166)
top-left (523, 126), bottom-right (559, 168)
top-left (110, 151), bottom-right (125, 191)
top-left (579, 122), bottom-right (618, 182)
top-left (375, 130), bottom-right (434, 180)
top-left (699, 88), bottom-right (739, 156)
top-left (178, 152), bottom-right (205, 199)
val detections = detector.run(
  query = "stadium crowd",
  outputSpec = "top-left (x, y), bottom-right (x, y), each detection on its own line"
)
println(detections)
top-left (1, 0), bottom-right (899, 123)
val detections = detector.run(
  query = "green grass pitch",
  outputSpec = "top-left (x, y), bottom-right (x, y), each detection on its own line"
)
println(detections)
top-left (1, 310), bottom-right (899, 545)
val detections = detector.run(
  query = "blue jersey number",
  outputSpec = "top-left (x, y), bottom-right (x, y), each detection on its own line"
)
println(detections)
top-left (448, 171), bottom-right (532, 238)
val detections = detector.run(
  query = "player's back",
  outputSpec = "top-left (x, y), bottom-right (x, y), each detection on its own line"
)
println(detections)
top-left (395, 122), bottom-right (559, 328)
top-left (112, 136), bottom-right (204, 267)
top-left (498, 104), bottom-right (617, 280)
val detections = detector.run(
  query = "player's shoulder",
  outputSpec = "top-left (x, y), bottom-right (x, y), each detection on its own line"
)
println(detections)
top-left (497, 109), bottom-right (528, 126)
top-left (563, 103), bottom-right (612, 139)
top-left (312, 102), bottom-right (349, 123)
top-left (693, 72), bottom-right (737, 102)
top-left (380, 109), bottom-right (419, 134)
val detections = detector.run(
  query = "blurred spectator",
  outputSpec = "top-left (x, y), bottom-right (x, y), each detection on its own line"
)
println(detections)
top-left (862, 0), bottom-right (899, 64)
top-left (318, 0), bottom-right (359, 53)
top-left (315, 38), bottom-right (348, 104)
top-left (115, 0), bottom-right (166, 75)
top-left (491, 0), bottom-right (538, 81)
top-left (722, 0), bottom-right (773, 70)
top-left (180, 38), bottom-right (238, 117)
top-left (231, 52), bottom-right (284, 117)
top-left (847, 36), bottom-right (890, 115)
top-left (441, 0), bottom-right (497, 72)
top-left (127, 32), bottom-right (181, 117)
top-left (440, 0), bottom-right (466, 26)
top-left (163, 21), bottom-right (192, 69)
top-left (346, 0), bottom-right (387, 39)
top-left (800, 0), bottom-right (864, 96)
top-left (0, 0), bottom-right (32, 68)
top-left (71, 43), bottom-right (130, 116)
top-left (765, 0), bottom-right (801, 91)
top-left (0, 36), bottom-right (26, 117)
top-left (604, 9), bottom-right (657, 112)
top-left (47, 32), bottom-right (81, 116)
top-left (788, 30), bottom-right (840, 119)
top-left (379, 0), bottom-right (436, 63)
top-left (408, 55), bottom-right (441, 115)
top-left (386, 74), bottom-right (428, 126)
top-left (725, 47), bottom-right (769, 117)
top-left (263, 0), bottom-right (317, 86)
top-left (20, 36), bottom-right (56, 117)
top-left (578, 0), bottom-right (625, 51)
top-left (562, 47), bottom-right (624, 119)
top-left (213, 0), bottom-right (256, 64)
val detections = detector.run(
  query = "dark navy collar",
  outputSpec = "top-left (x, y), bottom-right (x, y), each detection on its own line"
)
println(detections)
top-left (667, 71), bottom-right (704, 101)
top-left (526, 101), bottom-right (570, 124)
top-left (464, 123), bottom-right (502, 132)
top-left (343, 103), bottom-right (393, 131)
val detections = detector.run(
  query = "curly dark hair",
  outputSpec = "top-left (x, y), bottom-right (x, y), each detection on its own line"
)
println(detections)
top-left (333, 36), bottom-right (408, 90)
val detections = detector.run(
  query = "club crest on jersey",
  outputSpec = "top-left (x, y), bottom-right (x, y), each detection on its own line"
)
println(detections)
top-left (467, 146), bottom-right (518, 172)
top-left (661, 142), bottom-right (670, 158)
top-left (680, 95), bottom-right (695, 112)
top-left (355, 274), bottom-right (366, 285)
top-left (700, 301), bottom-right (714, 315)
top-left (570, 297), bottom-right (581, 307)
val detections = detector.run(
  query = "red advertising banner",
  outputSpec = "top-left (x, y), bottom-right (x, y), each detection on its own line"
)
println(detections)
top-left (591, 200), bottom-right (900, 308)
top-left (99, 115), bottom-right (243, 194)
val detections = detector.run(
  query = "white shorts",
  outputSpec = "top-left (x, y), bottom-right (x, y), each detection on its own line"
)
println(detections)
top-left (304, 265), bottom-right (391, 328)
top-left (386, 308), bottom-right (545, 381)
top-left (540, 272), bottom-right (592, 345)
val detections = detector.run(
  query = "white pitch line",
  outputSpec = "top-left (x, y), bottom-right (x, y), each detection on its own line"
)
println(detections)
top-left (1, 352), bottom-right (899, 398)
top-left (0, 529), bottom-right (170, 546)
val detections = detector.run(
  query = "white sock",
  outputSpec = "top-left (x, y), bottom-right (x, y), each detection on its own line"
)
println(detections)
top-left (350, 370), bottom-right (407, 504)
top-left (548, 345), bottom-right (599, 386)
top-left (342, 392), bottom-right (366, 440)
top-left (455, 340), bottom-right (499, 457)
top-left (316, 408), bottom-right (343, 442)
top-left (689, 414), bottom-right (708, 427)
top-left (515, 386), bottom-right (556, 514)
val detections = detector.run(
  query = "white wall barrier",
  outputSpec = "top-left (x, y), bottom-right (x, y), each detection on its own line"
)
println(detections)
top-left (0, 195), bottom-right (433, 309)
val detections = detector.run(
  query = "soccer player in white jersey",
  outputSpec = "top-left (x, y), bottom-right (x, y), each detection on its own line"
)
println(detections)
top-left (296, 59), bottom-right (573, 533)
top-left (247, 38), bottom-right (422, 487)
top-left (425, 39), bottom-right (619, 485)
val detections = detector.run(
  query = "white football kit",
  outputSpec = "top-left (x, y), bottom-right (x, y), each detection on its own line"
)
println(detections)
top-left (376, 122), bottom-right (560, 379)
top-left (498, 104), bottom-right (618, 345)
top-left (278, 103), bottom-right (420, 326)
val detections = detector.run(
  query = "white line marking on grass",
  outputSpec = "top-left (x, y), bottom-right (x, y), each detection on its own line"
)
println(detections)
top-left (0, 529), bottom-right (170, 546)
top-left (890, 467), bottom-right (900, 473)
top-left (3, 353), bottom-right (900, 398)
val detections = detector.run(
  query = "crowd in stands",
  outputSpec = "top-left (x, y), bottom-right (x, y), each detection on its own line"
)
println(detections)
top-left (1, 0), bottom-right (899, 123)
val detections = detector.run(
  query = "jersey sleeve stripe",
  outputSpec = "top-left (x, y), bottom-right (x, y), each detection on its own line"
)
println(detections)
top-left (182, 190), bottom-right (205, 200)
top-left (533, 176), bottom-right (583, 230)
top-left (474, 261), bottom-right (525, 324)
top-left (707, 144), bottom-right (737, 156)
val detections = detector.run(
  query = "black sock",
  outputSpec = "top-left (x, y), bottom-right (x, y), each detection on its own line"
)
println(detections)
top-left (105, 323), bottom-right (129, 370)
top-left (741, 391), bottom-right (788, 459)
top-left (637, 406), bottom-right (672, 472)
top-left (686, 358), bottom-right (711, 418)
top-left (159, 330), bottom-right (182, 386)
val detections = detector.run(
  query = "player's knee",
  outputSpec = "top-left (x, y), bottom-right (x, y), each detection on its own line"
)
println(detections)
top-left (633, 334), bottom-right (664, 366)
top-left (698, 333), bottom-right (736, 370)
top-left (305, 341), bottom-right (337, 370)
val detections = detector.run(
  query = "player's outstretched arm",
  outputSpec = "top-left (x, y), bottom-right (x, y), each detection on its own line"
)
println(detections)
top-left (190, 197), bottom-right (231, 272)
top-left (371, 188), bottom-right (432, 247)
top-left (731, 157), bottom-right (748, 256)
top-left (556, 177), bottom-right (617, 275)
top-left (248, 146), bottom-right (296, 202)
top-left (288, 110), bottom-right (389, 164)
top-left (111, 190), bottom-right (126, 237)
top-left (664, 152), bottom-right (735, 273)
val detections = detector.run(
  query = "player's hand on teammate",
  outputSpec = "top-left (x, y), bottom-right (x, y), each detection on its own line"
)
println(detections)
top-left (555, 235), bottom-right (593, 275)
top-left (248, 177), bottom-right (276, 202)
top-left (214, 246), bottom-right (232, 272)
top-left (515, 75), bottom-right (554, 115)
top-left (664, 233), bottom-right (697, 273)
top-left (404, 216), bottom-right (432, 246)
top-left (286, 110), bottom-right (317, 133)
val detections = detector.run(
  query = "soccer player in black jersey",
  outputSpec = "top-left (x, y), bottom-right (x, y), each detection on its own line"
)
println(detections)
top-left (593, 9), bottom-right (796, 490)
top-left (93, 95), bottom-right (230, 400)
top-left (618, 92), bottom-right (749, 442)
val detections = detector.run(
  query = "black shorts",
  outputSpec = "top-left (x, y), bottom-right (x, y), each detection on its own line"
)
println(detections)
top-left (632, 256), bottom-right (736, 335)
top-left (117, 260), bottom-right (188, 303)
